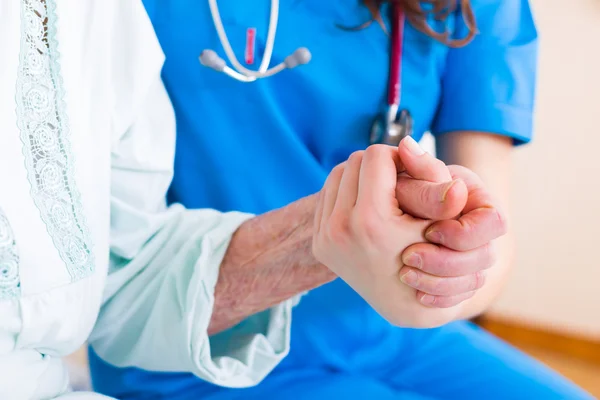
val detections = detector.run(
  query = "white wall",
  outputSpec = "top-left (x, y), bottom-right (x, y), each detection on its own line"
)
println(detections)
top-left (488, 0), bottom-right (600, 339)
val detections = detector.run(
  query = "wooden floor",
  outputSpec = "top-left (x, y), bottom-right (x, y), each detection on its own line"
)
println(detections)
top-left (476, 316), bottom-right (600, 398)
top-left (518, 344), bottom-right (600, 398)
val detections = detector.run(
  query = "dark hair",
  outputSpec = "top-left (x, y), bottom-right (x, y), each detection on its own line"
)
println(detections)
top-left (359, 0), bottom-right (477, 48)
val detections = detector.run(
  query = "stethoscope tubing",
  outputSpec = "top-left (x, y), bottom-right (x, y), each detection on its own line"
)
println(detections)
top-left (388, 4), bottom-right (405, 116)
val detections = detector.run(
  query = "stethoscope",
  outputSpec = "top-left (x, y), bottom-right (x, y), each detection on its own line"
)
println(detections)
top-left (199, 0), bottom-right (413, 146)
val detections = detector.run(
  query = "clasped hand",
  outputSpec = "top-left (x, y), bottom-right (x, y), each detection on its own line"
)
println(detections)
top-left (312, 137), bottom-right (507, 328)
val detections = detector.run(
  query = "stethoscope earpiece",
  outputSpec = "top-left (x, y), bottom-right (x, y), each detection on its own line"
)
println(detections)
top-left (199, 49), bottom-right (226, 71)
top-left (202, 0), bottom-right (311, 82)
top-left (284, 48), bottom-right (312, 69)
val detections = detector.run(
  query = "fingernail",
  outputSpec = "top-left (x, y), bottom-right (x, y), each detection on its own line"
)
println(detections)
top-left (400, 270), bottom-right (418, 285)
top-left (440, 180), bottom-right (457, 203)
top-left (403, 253), bottom-right (422, 268)
top-left (402, 136), bottom-right (425, 156)
top-left (426, 229), bottom-right (443, 243)
top-left (420, 294), bottom-right (435, 306)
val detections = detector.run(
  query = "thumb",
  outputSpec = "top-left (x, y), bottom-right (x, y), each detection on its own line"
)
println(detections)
top-left (397, 136), bottom-right (452, 183)
top-left (396, 176), bottom-right (468, 220)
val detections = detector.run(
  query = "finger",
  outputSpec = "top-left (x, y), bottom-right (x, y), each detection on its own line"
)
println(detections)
top-left (334, 151), bottom-right (363, 212)
top-left (426, 207), bottom-right (507, 251)
top-left (395, 176), bottom-right (467, 220)
top-left (397, 136), bottom-right (452, 182)
top-left (320, 163), bottom-right (345, 229)
top-left (426, 165), bottom-right (508, 251)
top-left (417, 291), bottom-right (476, 308)
top-left (356, 145), bottom-right (403, 213)
top-left (399, 266), bottom-right (486, 297)
top-left (401, 242), bottom-right (496, 277)
top-left (397, 214), bottom-right (434, 245)
top-left (448, 165), bottom-right (497, 214)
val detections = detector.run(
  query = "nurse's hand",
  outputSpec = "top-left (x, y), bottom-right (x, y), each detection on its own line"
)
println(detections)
top-left (396, 140), bottom-right (507, 309)
top-left (312, 143), bottom-right (470, 328)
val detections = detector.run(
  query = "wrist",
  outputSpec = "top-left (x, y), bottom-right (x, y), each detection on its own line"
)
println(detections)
top-left (218, 193), bottom-right (336, 308)
top-left (274, 193), bottom-right (337, 285)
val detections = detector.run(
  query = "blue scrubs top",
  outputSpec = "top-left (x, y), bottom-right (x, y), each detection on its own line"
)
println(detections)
top-left (90, 0), bottom-right (540, 398)
top-left (145, 0), bottom-right (537, 215)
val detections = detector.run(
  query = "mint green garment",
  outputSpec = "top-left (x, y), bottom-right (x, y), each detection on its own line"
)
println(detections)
top-left (0, 0), bottom-right (295, 397)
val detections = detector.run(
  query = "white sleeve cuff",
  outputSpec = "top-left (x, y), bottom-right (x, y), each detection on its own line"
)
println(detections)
top-left (91, 209), bottom-right (296, 388)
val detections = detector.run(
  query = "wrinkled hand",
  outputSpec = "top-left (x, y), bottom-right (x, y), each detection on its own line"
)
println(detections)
top-left (312, 142), bottom-right (469, 327)
top-left (395, 138), bottom-right (507, 309)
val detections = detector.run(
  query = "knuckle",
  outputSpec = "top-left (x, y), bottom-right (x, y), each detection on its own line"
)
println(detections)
top-left (440, 251), bottom-right (457, 274)
top-left (425, 248), bottom-right (450, 275)
top-left (323, 165), bottom-right (344, 189)
top-left (418, 185), bottom-right (434, 207)
top-left (429, 158), bottom-right (449, 181)
top-left (364, 144), bottom-right (387, 159)
top-left (368, 143), bottom-right (388, 153)
top-left (452, 237), bottom-right (470, 252)
top-left (331, 163), bottom-right (345, 177)
top-left (431, 157), bottom-right (447, 171)
top-left (415, 246), bottom-right (440, 274)
top-left (454, 226), bottom-right (474, 251)
top-left (426, 276), bottom-right (445, 295)
top-left (449, 164), bottom-right (480, 182)
top-left (348, 150), bottom-right (364, 164)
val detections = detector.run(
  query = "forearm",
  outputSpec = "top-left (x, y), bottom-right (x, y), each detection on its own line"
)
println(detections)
top-left (209, 193), bottom-right (337, 335)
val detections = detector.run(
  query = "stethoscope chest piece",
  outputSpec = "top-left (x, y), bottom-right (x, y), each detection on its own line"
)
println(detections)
top-left (370, 108), bottom-right (413, 146)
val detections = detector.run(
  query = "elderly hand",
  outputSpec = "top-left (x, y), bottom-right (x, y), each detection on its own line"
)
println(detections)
top-left (395, 138), bottom-right (507, 310)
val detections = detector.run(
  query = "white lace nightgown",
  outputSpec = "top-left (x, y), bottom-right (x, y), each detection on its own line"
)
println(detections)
top-left (0, 1), bottom-right (294, 398)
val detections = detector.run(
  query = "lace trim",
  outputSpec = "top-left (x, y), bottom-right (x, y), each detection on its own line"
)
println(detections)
top-left (15, 0), bottom-right (95, 282)
top-left (0, 209), bottom-right (20, 300)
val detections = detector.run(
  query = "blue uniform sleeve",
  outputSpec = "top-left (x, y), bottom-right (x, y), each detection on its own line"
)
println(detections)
top-left (431, 0), bottom-right (539, 144)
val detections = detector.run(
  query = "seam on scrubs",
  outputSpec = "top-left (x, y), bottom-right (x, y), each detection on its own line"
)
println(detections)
top-left (0, 207), bottom-right (20, 300)
top-left (15, 0), bottom-right (95, 282)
